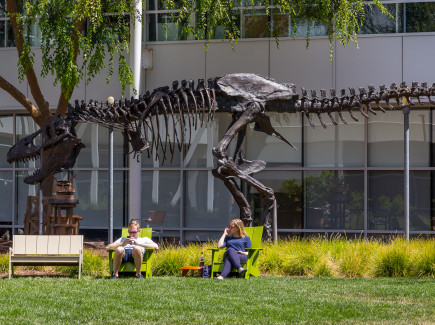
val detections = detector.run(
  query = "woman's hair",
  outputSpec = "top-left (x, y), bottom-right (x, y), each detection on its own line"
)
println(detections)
top-left (231, 219), bottom-right (247, 237)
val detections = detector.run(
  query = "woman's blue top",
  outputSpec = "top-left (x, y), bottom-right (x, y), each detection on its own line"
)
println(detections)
top-left (222, 235), bottom-right (251, 252)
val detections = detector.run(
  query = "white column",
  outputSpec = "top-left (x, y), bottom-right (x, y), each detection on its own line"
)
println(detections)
top-left (129, 0), bottom-right (143, 222)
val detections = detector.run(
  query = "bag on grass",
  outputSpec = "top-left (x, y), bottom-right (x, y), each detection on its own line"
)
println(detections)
top-left (201, 265), bottom-right (211, 278)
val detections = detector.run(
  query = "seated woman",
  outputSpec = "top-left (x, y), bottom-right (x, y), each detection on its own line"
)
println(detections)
top-left (216, 218), bottom-right (251, 280)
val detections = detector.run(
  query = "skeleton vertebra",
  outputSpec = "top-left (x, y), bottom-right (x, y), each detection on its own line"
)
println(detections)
top-left (8, 73), bottom-right (435, 238)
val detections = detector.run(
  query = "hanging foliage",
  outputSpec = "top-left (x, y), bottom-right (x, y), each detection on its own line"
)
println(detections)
top-left (161, 0), bottom-right (389, 55)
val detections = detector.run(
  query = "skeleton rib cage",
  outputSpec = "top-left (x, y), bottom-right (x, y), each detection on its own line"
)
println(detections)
top-left (68, 73), bottom-right (435, 164)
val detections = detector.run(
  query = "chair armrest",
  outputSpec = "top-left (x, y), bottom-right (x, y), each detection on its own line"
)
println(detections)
top-left (207, 248), bottom-right (224, 252)
top-left (246, 248), bottom-right (263, 251)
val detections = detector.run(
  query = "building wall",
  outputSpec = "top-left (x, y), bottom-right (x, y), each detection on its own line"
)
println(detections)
top-left (1, 31), bottom-right (435, 241)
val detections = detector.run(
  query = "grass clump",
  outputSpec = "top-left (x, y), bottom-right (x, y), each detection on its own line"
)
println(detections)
top-left (0, 253), bottom-right (8, 273)
top-left (373, 238), bottom-right (411, 277)
top-left (55, 249), bottom-right (109, 277)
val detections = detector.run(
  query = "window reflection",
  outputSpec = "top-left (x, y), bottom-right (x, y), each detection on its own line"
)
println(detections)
top-left (369, 171), bottom-right (431, 231)
top-left (305, 113), bottom-right (364, 167)
top-left (184, 170), bottom-right (238, 228)
top-left (305, 171), bottom-right (364, 230)
top-left (406, 3), bottom-right (435, 33)
top-left (0, 171), bottom-right (13, 223)
top-left (0, 115), bottom-right (13, 168)
top-left (248, 171), bottom-right (303, 229)
top-left (369, 110), bottom-right (430, 167)
top-left (141, 171), bottom-right (180, 227)
top-left (360, 4), bottom-right (402, 34)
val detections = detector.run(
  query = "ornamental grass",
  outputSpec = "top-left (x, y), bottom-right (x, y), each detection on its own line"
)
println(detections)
top-left (1, 236), bottom-right (434, 278)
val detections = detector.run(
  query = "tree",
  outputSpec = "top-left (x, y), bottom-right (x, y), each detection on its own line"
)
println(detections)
top-left (0, 0), bottom-right (138, 127)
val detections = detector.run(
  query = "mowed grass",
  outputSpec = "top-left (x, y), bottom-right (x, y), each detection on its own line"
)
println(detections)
top-left (0, 277), bottom-right (434, 324)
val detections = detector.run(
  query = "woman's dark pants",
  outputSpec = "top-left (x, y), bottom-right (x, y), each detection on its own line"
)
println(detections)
top-left (220, 247), bottom-right (248, 278)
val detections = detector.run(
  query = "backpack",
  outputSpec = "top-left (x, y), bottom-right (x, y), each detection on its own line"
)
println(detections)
top-left (201, 265), bottom-right (211, 278)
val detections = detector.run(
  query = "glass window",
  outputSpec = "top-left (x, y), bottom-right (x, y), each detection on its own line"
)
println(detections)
top-left (360, 4), bottom-right (402, 34)
top-left (185, 114), bottom-right (229, 168)
top-left (242, 10), bottom-right (269, 38)
top-left (369, 109), bottom-right (430, 167)
top-left (305, 171), bottom-right (364, 230)
top-left (72, 171), bottom-right (126, 228)
top-left (369, 171), bottom-right (431, 231)
top-left (292, 19), bottom-right (326, 37)
top-left (141, 171), bottom-right (180, 227)
top-left (16, 171), bottom-right (38, 226)
top-left (141, 115), bottom-right (181, 167)
top-left (272, 10), bottom-right (290, 38)
top-left (0, 171), bottom-right (13, 223)
top-left (246, 113), bottom-right (302, 167)
top-left (0, 115), bottom-right (13, 168)
top-left (75, 124), bottom-right (125, 168)
top-left (146, 14), bottom-right (157, 42)
top-left (184, 170), bottom-right (239, 228)
top-left (305, 113), bottom-right (364, 167)
top-left (157, 13), bottom-right (187, 41)
top-left (405, 2), bottom-right (435, 33)
top-left (248, 171), bottom-right (303, 229)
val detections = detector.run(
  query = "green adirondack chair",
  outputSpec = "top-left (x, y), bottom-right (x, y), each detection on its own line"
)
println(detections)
top-left (208, 226), bottom-right (263, 279)
top-left (107, 228), bottom-right (154, 278)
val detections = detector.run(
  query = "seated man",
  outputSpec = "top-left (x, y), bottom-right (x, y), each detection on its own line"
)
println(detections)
top-left (106, 220), bottom-right (159, 279)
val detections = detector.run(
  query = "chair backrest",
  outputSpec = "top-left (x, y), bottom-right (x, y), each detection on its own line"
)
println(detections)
top-left (245, 226), bottom-right (263, 248)
top-left (13, 235), bottom-right (83, 255)
top-left (149, 211), bottom-right (165, 226)
top-left (121, 228), bottom-right (152, 238)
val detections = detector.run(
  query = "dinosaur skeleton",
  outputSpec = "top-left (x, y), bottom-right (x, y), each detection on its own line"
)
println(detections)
top-left (7, 73), bottom-right (435, 238)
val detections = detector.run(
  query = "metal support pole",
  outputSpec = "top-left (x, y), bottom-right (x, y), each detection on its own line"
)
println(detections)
top-left (108, 125), bottom-right (114, 244)
top-left (273, 199), bottom-right (278, 244)
top-left (39, 146), bottom-right (43, 235)
top-left (403, 106), bottom-right (410, 241)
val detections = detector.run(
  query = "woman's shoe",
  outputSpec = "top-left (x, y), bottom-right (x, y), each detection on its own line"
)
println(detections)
top-left (216, 275), bottom-right (224, 280)
top-left (238, 268), bottom-right (247, 277)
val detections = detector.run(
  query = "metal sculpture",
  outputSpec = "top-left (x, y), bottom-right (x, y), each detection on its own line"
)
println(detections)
top-left (7, 73), bottom-right (435, 238)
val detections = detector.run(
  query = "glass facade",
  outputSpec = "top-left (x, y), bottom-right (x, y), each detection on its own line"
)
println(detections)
top-left (145, 1), bottom-right (435, 42)
top-left (1, 106), bottom-right (435, 241)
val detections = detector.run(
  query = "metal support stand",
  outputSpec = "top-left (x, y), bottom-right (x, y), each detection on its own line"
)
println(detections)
top-left (108, 125), bottom-right (114, 244)
top-left (403, 106), bottom-right (410, 241)
top-left (273, 200), bottom-right (277, 244)
top-left (39, 146), bottom-right (43, 235)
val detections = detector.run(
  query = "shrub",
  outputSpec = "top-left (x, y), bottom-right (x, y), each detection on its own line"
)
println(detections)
top-left (0, 253), bottom-right (8, 273)
top-left (55, 249), bottom-right (109, 277)
top-left (373, 238), bottom-right (410, 277)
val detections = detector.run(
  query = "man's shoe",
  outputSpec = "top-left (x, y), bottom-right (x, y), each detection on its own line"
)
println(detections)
top-left (136, 274), bottom-right (144, 279)
top-left (111, 275), bottom-right (118, 279)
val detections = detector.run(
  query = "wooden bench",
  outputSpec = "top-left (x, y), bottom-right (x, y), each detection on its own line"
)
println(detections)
top-left (9, 235), bottom-right (84, 279)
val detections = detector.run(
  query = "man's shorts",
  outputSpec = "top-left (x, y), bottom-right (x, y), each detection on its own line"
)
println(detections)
top-left (122, 249), bottom-right (134, 263)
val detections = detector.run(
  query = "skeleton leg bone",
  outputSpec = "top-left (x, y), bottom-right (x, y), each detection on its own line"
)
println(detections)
top-left (212, 102), bottom-right (274, 239)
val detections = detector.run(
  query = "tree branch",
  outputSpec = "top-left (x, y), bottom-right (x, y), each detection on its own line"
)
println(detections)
top-left (6, 0), bottom-right (51, 120)
top-left (0, 75), bottom-right (43, 126)
top-left (56, 18), bottom-right (87, 117)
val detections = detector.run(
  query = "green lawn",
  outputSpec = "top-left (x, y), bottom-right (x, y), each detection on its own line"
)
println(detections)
top-left (0, 277), bottom-right (433, 324)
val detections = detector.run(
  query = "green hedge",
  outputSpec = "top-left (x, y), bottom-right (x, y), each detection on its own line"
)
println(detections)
top-left (1, 237), bottom-right (434, 278)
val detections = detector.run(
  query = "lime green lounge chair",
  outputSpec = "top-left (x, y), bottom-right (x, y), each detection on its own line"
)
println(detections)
top-left (107, 228), bottom-right (154, 278)
top-left (208, 226), bottom-right (263, 279)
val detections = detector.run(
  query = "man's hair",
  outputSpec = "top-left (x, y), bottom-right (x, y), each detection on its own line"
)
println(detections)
top-left (128, 220), bottom-right (140, 228)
